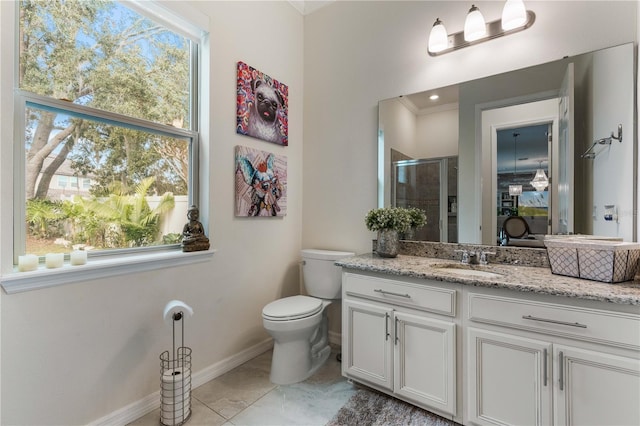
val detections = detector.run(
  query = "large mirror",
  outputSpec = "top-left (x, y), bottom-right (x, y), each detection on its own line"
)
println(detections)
top-left (379, 42), bottom-right (636, 246)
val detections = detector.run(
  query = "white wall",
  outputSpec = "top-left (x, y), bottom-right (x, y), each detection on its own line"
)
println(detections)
top-left (590, 43), bottom-right (635, 239)
top-left (378, 99), bottom-right (458, 207)
top-left (415, 109), bottom-right (459, 159)
top-left (378, 99), bottom-right (417, 206)
top-left (0, 0), bottom-right (4, 421)
top-left (0, 1), bottom-right (303, 424)
top-left (303, 0), bottom-right (637, 252)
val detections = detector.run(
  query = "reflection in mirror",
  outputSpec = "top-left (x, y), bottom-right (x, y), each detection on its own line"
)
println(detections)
top-left (497, 125), bottom-right (549, 248)
top-left (393, 156), bottom-right (457, 242)
top-left (378, 42), bottom-right (636, 245)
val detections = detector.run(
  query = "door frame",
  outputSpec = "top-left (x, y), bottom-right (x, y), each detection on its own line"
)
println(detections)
top-left (479, 97), bottom-right (559, 244)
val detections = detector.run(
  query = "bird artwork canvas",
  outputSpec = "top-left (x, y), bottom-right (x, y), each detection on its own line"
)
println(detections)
top-left (235, 145), bottom-right (287, 217)
top-left (236, 61), bottom-right (289, 146)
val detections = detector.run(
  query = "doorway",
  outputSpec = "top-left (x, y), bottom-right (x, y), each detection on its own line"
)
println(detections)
top-left (481, 97), bottom-right (559, 245)
top-left (496, 124), bottom-right (550, 245)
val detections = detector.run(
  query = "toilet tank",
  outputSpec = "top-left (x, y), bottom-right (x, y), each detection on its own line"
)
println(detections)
top-left (301, 249), bottom-right (355, 299)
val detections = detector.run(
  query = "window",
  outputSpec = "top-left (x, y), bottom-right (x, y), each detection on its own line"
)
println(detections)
top-left (16, 0), bottom-right (200, 259)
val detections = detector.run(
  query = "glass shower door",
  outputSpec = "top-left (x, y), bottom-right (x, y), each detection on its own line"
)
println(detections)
top-left (393, 157), bottom-right (456, 242)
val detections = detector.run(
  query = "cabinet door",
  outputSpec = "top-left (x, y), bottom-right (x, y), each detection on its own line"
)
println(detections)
top-left (394, 311), bottom-right (456, 416)
top-left (554, 345), bottom-right (640, 426)
top-left (467, 328), bottom-right (552, 426)
top-left (342, 299), bottom-right (393, 390)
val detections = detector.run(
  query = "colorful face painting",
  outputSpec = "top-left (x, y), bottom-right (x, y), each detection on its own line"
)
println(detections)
top-left (236, 62), bottom-right (289, 146)
top-left (235, 146), bottom-right (287, 217)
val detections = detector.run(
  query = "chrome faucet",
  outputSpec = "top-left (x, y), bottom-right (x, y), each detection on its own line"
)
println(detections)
top-left (479, 251), bottom-right (496, 265)
top-left (455, 249), bottom-right (476, 264)
top-left (455, 249), bottom-right (495, 265)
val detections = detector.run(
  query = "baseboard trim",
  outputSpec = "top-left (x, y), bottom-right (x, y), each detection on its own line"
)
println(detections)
top-left (329, 330), bottom-right (342, 346)
top-left (191, 338), bottom-right (273, 389)
top-left (89, 338), bottom-right (274, 426)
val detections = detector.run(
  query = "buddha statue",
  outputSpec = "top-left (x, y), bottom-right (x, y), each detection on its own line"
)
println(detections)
top-left (181, 205), bottom-right (210, 252)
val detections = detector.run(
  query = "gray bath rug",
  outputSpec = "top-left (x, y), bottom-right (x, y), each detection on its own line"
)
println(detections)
top-left (326, 387), bottom-right (460, 426)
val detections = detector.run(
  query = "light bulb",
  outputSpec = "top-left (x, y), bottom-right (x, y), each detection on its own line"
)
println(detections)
top-left (464, 5), bottom-right (486, 42)
top-left (502, 0), bottom-right (527, 31)
top-left (428, 18), bottom-right (448, 53)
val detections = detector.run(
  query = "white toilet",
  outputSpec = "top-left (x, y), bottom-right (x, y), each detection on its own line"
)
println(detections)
top-left (262, 249), bottom-right (354, 385)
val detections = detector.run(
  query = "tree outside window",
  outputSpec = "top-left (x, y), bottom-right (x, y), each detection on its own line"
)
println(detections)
top-left (18, 0), bottom-right (198, 256)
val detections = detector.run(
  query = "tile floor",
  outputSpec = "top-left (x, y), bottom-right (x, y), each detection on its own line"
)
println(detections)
top-left (128, 347), bottom-right (357, 426)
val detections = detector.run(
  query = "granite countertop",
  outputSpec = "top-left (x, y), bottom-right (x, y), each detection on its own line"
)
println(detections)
top-left (336, 253), bottom-right (640, 306)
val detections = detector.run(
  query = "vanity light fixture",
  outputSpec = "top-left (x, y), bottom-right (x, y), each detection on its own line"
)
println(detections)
top-left (508, 132), bottom-right (522, 196)
top-left (530, 161), bottom-right (549, 192)
top-left (428, 18), bottom-right (449, 53)
top-left (502, 0), bottom-right (528, 30)
top-left (427, 0), bottom-right (535, 56)
top-left (464, 5), bottom-right (487, 41)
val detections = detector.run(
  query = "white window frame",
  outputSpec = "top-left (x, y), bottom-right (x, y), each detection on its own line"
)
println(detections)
top-left (0, 0), bottom-right (213, 294)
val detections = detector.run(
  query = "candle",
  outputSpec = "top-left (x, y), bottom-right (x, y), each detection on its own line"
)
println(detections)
top-left (70, 250), bottom-right (87, 266)
top-left (45, 253), bottom-right (64, 269)
top-left (18, 254), bottom-right (39, 272)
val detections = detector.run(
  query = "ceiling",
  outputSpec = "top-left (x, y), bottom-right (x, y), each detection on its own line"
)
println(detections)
top-left (402, 85), bottom-right (460, 114)
top-left (288, 0), bottom-right (335, 15)
top-left (497, 124), bottom-right (549, 174)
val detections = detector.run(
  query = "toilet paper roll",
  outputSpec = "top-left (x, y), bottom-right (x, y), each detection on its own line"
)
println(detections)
top-left (161, 393), bottom-right (191, 412)
top-left (162, 389), bottom-right (191, 402)
top-left (163, 300), bottom-right (194, 325)
top-left (161, 367), bottom-right (191, 425)
top-left (160, 402), bottom-right (190, 425)
top-left (161, 409), bottom-right (190, 426)
top-left (161, 368), bottom-right (191, 390)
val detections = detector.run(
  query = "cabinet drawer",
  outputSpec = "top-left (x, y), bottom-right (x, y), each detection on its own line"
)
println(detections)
top-left (344, 272), bottom-right (456, 317)
top-left (468, 293), bottom-right (640, 350)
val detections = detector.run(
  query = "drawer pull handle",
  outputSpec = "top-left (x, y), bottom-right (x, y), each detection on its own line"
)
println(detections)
top-left (374, 289), bottom-right (411, 298)
top-left (522, 315), bottom-right (587, 329)
top-left (394, 317), bottom-right (399, 345)
top-left (559, 351), bottom-right (564, 391)
top-left (385, 312), bottom-right (390, 341)
top-left (543, 348), bottom-right (548, 387)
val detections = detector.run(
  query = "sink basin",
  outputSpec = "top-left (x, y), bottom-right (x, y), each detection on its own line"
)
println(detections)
top-left (431, 264), bottom-right (505, 279)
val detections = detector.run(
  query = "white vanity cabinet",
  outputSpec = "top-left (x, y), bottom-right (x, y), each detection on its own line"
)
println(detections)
top-left (465, 289), bottom-right (640, 426)
top-left (342, 271), bottom-right (459, 418)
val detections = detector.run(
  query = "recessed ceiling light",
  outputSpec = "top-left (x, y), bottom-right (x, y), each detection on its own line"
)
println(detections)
top-left (429, 94), bottom-right (440, 101)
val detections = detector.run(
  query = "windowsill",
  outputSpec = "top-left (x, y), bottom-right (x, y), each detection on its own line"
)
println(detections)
top-left (1, 248), bottom-right (216, 294)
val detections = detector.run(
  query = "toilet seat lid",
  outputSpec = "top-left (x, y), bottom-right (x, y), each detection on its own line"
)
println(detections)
top-left (262, 295), bottom-right (323, 321)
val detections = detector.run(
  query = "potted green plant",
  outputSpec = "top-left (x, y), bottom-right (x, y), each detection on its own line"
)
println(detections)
top-left (365, 207), bottom-right (413, 258)
top-left (403, 207), bottom-right (427, 240)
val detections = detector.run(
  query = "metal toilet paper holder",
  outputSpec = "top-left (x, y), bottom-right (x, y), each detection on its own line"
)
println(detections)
top-left (160, 307), bottom-right (192, 426)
